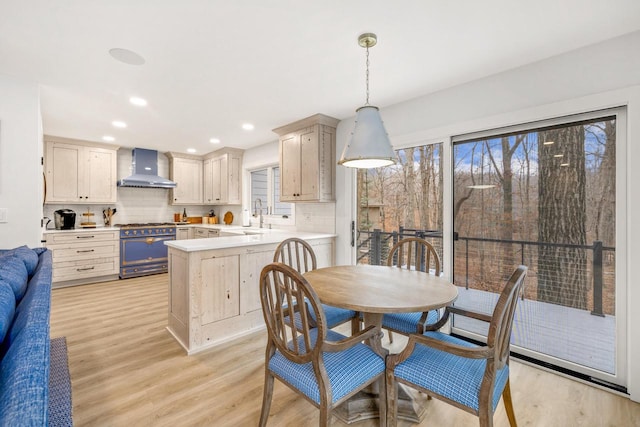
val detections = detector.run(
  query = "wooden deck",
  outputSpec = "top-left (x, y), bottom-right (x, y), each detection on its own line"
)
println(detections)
top-left (453, 287), bottom-right (616, 374)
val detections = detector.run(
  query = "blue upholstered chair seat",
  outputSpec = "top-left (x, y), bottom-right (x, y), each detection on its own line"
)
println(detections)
top-left (381, 309), bottom-right (439, 334)
top-left (288, 300), bottom-right (356, 330)
top-left (269, 329), bottom-right (385, 404)
top-left (394, 331), bottom-right (509, 412)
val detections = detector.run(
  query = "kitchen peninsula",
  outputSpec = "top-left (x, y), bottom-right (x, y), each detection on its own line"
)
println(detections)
top-left (164, 230), bottom-right (335, 354)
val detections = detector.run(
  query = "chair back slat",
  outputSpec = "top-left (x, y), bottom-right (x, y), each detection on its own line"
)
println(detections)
top-left (387, 237), bottom-right (441, 275)
top-left (260, 262), bottom-right (326, 363)
top-left (487, 265), bottom-right (528, 368)
top-left (274, 238), bottom-right (317, 273)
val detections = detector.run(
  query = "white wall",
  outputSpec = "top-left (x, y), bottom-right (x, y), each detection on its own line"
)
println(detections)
top-left (0, 73), bottom-right (42, 248)
top-left (336, 30), bottom-right (640, 401)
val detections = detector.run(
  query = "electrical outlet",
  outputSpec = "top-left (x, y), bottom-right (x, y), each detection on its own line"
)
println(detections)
top-left (0, 208), bottom-right (7, 223)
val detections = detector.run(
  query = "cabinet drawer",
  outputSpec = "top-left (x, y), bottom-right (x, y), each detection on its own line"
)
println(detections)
top-left (52, 257), bottom-right (119, 282)
top-left (51, 241), bottom-right (118, 261)
top-left (194, 228), bottom-right (219, 238)
top-left (45, 231), bottom-right (119, 245)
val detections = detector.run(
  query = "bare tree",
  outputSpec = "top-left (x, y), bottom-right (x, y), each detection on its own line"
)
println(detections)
top-left (486, 135), bottom-right (524, 272)
top-left (537, 126), bottom-right (588, 309)
top-left (404, 148), bottom-right (417, 228)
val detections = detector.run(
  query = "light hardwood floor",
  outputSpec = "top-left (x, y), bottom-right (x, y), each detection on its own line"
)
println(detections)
top-left (50, 274), bottom-right (640, 426)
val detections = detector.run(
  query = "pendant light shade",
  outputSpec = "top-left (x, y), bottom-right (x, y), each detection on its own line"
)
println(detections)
top-left (338, 33), bottom-right (397, 169)
top-left (338, 105), bottom-right (396, 168)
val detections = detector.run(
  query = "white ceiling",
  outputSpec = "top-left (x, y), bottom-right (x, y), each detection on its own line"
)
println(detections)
top-left (2, 1), bottom-right (640, 154)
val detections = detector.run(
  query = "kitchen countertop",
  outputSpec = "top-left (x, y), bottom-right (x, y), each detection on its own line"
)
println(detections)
top-left (42, 223), bottom-right (243, 233)
top-left (43, 226), bottom-right (121, 234)
top-left (165, 229), bottom-right (335, 252)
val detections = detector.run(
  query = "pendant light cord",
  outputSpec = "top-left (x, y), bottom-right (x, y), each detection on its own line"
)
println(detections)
top-left (365, 44), bottom-right (370, 105)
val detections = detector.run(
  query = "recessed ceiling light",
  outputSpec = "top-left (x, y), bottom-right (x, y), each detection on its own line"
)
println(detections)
top-left (210, 138), bottom-right (221, 144)
top-left (130, 96), bottom-right (147, 107)
top-left (102, 135), bottom-right (115, 142)
top-left (242, 123), bottom-right (254, 131)
top-left (467, 184), bottom-right (496, 189)
top-left (187, 148), bottom-right (197, 153)
top-left (112, 120), bottom-right (127, 128)
top-left (109, 48), bottom-right (145, 65)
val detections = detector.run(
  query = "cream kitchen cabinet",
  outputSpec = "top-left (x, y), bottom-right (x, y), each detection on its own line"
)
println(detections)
top-left (167, 153), bottom-right (203, 205)
top-left (273, 114), bottom-right (339, 202)
top-left (203, 148), bottom-right (243, 205)
top-left (44, 137), bottom-right (118, 204)
top-left (176, 226), bottom-right (192, 240)
top-left (166, 233), bottom-right (334, 354)
top-left (44, 229), bottom-right (119, 287)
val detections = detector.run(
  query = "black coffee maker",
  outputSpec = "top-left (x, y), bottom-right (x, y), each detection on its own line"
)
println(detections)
top-left (54, 209), bottom-right (76, 230)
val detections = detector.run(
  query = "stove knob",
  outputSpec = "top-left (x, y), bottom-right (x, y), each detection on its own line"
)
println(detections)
top-left (124, 230), bottom-right (129, 235)
top-left (133, 230), bottom-right (137, 235)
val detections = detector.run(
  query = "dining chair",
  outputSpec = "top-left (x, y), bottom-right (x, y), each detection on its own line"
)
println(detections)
top-left (382, 237), bottom-right (442, 342)
top-left (385, 265), bottom-right (528, 427)
top-left (259, 262), bottom-right (386, 427)
top-left (274, 237), bottom-right (360, 334)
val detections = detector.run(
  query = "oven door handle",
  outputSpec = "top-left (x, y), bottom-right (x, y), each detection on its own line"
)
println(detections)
top-left (145, 237), bottom-right (156, 245)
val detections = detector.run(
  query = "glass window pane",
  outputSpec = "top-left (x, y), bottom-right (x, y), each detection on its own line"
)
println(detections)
top-left (250, 169), bottom-right (268, 214)
top-left (356, 144), bottom-right (443, 268)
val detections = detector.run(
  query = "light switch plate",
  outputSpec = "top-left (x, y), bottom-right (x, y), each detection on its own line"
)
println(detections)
top-left (0, 208), bottom-right (7, 223)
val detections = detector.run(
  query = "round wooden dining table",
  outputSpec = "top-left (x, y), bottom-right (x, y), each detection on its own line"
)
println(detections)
top-left (303, 264), bottom-right (458, 423)
top-left (303, 264), bottom-right (458, 356)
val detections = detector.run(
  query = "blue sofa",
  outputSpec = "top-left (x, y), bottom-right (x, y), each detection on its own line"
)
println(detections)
top-left (0, 246), bottom-right (52, 426)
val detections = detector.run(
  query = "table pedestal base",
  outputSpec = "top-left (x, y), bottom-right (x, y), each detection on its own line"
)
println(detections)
top-left (333, 386), bottom-right (428, 424)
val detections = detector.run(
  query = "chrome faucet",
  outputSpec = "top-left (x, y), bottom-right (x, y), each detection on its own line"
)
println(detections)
top-left (254, 198), bottom-right (263, 228)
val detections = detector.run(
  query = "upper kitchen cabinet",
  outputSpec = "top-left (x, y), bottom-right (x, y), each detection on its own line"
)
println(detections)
top-left (203, 148), bottom-right (243, 205)
top-left (167, 153), bottom-right (203, 205)
top-left (44, 136), bottom-right (118, 204)
top-left (273, 114), bottom-right (339, 202)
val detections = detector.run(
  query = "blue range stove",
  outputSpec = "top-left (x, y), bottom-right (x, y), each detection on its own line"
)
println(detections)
top-left (119, 223), bottom-right (176, 278)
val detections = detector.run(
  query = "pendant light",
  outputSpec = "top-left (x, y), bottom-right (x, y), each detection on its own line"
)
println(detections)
top-left (338, 33), bottom-right (396, 168)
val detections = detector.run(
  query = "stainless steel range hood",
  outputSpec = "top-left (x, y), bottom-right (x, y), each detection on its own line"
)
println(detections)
top-left (118, 148), bottom-right (177, 189)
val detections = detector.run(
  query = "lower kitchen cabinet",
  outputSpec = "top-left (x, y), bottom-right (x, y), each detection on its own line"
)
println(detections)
top-left (44, 229), bottom-right (119, 287)
top-left (166, 236), bottom-right (334, 354)
top-left (176, 226), bottom-right (192, 240)
top-left (240, 248), bottom-right (275, 314)
top-left (200, 255), bottom-right (240, 323)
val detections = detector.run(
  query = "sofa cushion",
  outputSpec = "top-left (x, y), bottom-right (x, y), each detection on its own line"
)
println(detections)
top-left (0, 283), bottom-right (15, 344)
top-left (0, 246), bottom-right (39, 276)
top-left (0, 256), bottom-right (29, 302)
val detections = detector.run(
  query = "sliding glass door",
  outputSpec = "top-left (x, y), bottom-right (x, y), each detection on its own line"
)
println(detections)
top-left (452, 108), bottom-right (626, 389)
